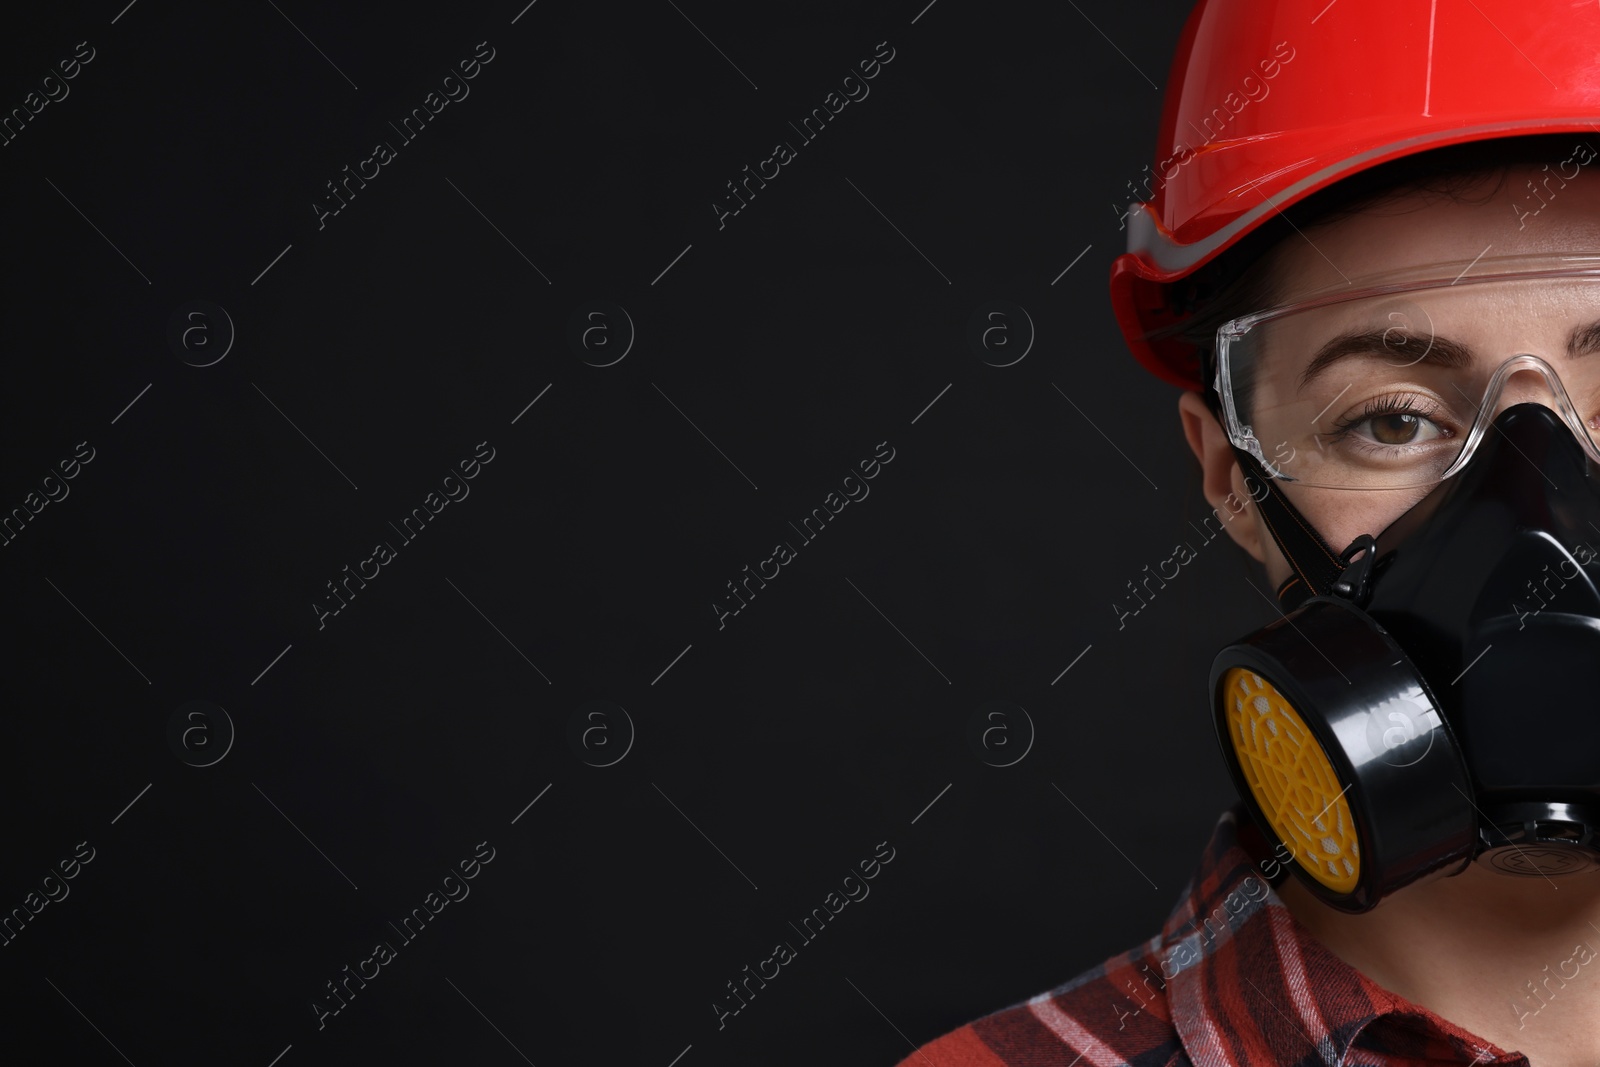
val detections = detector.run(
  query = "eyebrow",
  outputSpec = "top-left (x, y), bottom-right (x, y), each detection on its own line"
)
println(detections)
top-left (1296, 317), bottom-right (1600, 392)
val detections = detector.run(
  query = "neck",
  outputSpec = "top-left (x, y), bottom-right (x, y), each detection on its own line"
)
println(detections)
top-left (1279, 863), bottom-right (1600, 1067)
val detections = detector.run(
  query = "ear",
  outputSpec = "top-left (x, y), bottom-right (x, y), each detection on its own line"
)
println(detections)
top-left (1177, 390), bottom-right (1268, 564)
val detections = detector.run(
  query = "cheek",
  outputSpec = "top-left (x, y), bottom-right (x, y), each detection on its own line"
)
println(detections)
top-left (1292, 486), bottom-right (1434, 552)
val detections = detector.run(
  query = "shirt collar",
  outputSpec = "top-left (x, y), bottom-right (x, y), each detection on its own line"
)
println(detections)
top-left (1156, 804), bottom-right (1526, 1067)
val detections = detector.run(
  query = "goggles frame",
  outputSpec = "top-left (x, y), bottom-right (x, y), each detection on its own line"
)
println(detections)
top-left (1212, 254), bottom-right (1600, 490)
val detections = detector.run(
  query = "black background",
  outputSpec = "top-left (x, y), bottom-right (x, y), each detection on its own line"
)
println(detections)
top-left (0, 1), bottom-right (1278, 1064)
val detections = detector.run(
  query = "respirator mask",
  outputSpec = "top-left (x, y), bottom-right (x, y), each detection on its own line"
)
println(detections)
top-left (1206, 254), bottom-right (1600, 913)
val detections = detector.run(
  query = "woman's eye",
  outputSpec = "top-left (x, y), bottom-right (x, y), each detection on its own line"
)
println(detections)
top-left (1356, 412), bottom-right (1444, 445)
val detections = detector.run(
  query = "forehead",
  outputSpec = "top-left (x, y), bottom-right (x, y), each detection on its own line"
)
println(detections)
top-left (1273, 160), bottom-right (1600, 300)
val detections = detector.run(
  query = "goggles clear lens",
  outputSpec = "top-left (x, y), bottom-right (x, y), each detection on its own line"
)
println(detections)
top-left (1216, 259), bottom-right (1600, 490)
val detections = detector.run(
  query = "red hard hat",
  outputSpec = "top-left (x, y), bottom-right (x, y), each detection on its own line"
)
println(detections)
top-left (1111, 0), bottom-right (1600, 391)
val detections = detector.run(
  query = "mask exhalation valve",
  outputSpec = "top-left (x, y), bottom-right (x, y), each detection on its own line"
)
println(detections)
top-left (1476, 801), bottom-right (1600, 876)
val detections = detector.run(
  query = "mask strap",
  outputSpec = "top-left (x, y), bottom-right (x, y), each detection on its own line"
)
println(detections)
top-left (1231, 446), bottom-right (1346, 609)
top-left (1200, 360), bottom-right (1347, 608)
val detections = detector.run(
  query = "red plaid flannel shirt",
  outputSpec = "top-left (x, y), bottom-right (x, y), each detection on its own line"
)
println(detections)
top-left (896, 804), bottom-right (1532, 1067)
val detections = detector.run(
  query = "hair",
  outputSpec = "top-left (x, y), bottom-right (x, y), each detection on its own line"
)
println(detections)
top-left (1150, 132), bottom-right (1598, 407)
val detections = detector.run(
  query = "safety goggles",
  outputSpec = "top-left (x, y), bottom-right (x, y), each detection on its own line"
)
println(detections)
top-left (1215, 253), bottom-right (1600, 490)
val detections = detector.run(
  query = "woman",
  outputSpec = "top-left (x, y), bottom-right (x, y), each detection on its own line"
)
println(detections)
top-left (899, 2), bottom-right (1600, 1064)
